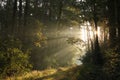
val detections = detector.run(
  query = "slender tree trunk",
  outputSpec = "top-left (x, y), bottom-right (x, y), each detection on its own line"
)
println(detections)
top-left (34, 0), bottom-right (38, 18)
top-left (93, 19), bottom-right (103, 65)
top-left (87, 23), bottom-right (90, 51)
top-left (116, 0), bottom-right (120, 51)
top-left (12, 0), bottom-right (18, 35)
top-left (4, 0), bottom-right (11, 36)
top-left (49, 0), bottom-right (53, 21)
top-left (92, 1), bottom-right (103, 65)
top-left (23, 0), bottom-right (30, 42)
top-left (24, 0), bottom-right (29, 26)
top-left (108, 0), bottom-right (117, 48)
top-left (57, 0), bottom-right (63, 21)
top-left (13, 0), bottom-right (17, 21)
top-left (57, 0), bottom-right (63, 31)
top-left (18, 0), bottom-right (22, 37)
top-left (19, 0), bottom-right (22, 24)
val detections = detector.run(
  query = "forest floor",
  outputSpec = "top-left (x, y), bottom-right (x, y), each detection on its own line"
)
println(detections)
top-left (6, 66), bottom-right (80, 80)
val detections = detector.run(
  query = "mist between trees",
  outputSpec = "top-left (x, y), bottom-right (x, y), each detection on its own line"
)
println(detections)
top-left (0, 0), bottom-right (120, 80)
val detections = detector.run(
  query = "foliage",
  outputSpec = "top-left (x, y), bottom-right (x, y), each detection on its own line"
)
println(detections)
top-left (0, 0), bottom-right (120, 80)
top-left (67, 37), bottom-right (84, 45)
top-left (67, 37), bottom-right (86, 51)
top-left (23, 19), bottom-right (47, 48)
top-left (76, 48), bottom-right (120, 80)
top-left (75, 0), bottom-right (107, 23)
top-left (0, 37), bottom-right (32, 77)
top-left (103, 49), bottom-right (120, 80)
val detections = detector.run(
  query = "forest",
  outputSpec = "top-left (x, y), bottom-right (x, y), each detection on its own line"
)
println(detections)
top-left (0, 0), bottom-right (120, 80)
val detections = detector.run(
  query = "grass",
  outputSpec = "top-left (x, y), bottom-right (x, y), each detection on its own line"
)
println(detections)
top-left (5, 66), bottom-right (80, 80)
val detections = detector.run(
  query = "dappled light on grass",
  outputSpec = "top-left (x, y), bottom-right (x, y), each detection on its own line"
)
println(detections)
top-left (6, 69), bottom-right (57, 80)
top-left (6, 67), bottom-right (78, 80)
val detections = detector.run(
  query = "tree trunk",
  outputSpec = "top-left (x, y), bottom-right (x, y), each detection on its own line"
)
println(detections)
top-left (34, 0), bottom-right (38, 18)
top-left (108, 0), bottom-right (117, 48)
top-left (12, 0), bottom-right (18, 35)
top-left (18, 0), bottom-right (22, 36)
top-left (24, 0), bottom-right (30, 26)
top-left (57, 0), bottom-right (63, 21)
top-left (116, 0), bottom-right (120, 51)
top-left (92, 1), bottom-right (103, 65)
top-left (19, 0), bottom-right (22, 24)
top-left (93, 21), bottom-right (103, 65)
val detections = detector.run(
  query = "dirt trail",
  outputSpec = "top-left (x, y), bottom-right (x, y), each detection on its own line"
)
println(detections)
top-left (6, 66), bottom-right (79, 80)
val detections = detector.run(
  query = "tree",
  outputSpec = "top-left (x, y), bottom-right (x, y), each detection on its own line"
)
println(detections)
top-left (76, 0), bottom-right (106, 65)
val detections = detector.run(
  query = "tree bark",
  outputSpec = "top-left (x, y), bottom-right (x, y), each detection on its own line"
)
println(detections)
top-left (24, 0), bottom-right (30, 26)
top-left (92, 0), bottom-right (103, 65)
top-left (57, 0), bottom-right (63, 21)
top-left (108, 0), bottom-right (117, 48)
top-left (12, 0), bottom-right (18, 35)
top-left (18, 0), bottom-right (22, 36)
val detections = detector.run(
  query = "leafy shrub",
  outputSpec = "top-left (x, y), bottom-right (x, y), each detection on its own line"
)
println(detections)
top-left (0, 37), bottom-right (32, 77)
top-left (76, 64), bottom-right (106, 80)
top-left (77, 49), bottom-right (120, 80)
top-left (103, 49), bottom-right (120, 80)
top-left (24, 19), bottom-right (47, 48)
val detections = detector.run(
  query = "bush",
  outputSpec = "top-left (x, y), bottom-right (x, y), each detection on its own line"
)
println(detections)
top-left (0, 37), bottom-right (32, 77)
top-left (103, 49), bottom-right (120, 80)
top-left (76, 64), bottom-right (106, 80)
top-left (77, 49), bottom-right (120, 80)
